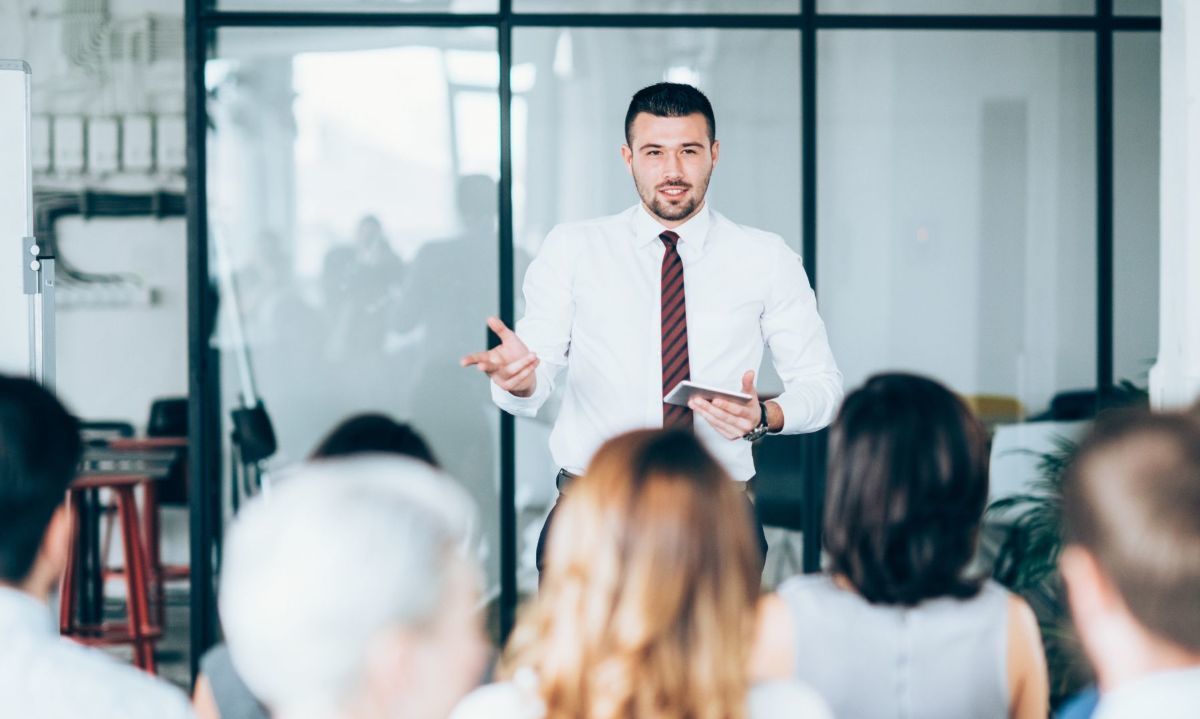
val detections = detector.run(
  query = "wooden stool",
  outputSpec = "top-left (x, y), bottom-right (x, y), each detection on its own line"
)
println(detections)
top-left (103, 437), bottom-right (189, 629)
top-left (60, 473), bottom-right (160, 674)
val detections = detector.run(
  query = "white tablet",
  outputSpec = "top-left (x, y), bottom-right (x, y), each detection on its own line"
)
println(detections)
top-left (663, 380), bottom-right (752, 407)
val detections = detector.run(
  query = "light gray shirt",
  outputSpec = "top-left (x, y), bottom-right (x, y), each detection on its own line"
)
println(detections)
top-left (451, 669), bottom-right (833, 719)
top-left (779, 574), bottom-right (1011, 719)
top-left (1093, 666), bottom-right (1200, 719)
top-left (0, 586), bottom-right (194, 719)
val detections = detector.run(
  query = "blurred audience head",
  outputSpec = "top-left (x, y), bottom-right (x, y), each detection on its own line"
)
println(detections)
top-left (1060, 409), bottom-right (1200, 686)
top-left (504, 428), bottom-right (760, 719)
top-left (824, 372), bottom-right (990, 605)
top-left (310, 413), bottom-right (438, 467)
top-left (0, 374), bottom-right (81, 599)
top-left (219, 457), bottom-right (487, 719)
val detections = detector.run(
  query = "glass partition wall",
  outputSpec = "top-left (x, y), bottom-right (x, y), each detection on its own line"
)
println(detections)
top-left (206, 23), bottom-right (503, 605)
top-left (186, 0), bottom-right (1161, 681)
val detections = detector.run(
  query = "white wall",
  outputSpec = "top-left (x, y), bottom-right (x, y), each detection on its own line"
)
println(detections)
top-left (1151, 0), bottom-right (1200, 409)
top-left (0, 0), bottom-right (187, 426)
top-left (0, 63), bottom-right (32, 378)
top-left (815, 30), bottom-right (1151, 414)
top-left (54, 216), bottom-right (188, 424)
top-left (1115, 33), bottom-right (1162, 388)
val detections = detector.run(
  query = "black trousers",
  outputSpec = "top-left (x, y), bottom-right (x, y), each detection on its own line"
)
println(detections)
top-left (535, 469), bottom-right (769, 580)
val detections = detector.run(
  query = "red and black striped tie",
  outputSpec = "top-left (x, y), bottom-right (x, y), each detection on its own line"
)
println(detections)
top-left (660, 230), bottom-right (692, 429)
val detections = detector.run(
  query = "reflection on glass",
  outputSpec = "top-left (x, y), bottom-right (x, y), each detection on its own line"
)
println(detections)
top-left (514, 0), bottom-right (799, 12)
top-left (1114, 33), bottom-right (1159, 388)
top-left (207, 27), bottom-right (502, 599)
top-left (820, 0), bottom-right (1091, 13)
top-left (1115, 0), bottom-right (1160, 15)
top-left (220, 0), bottom-right (496, 13)
top-left (510, 27), bottom-right (801, 591)
top-left (817, 31), bottom-right (1096, 431)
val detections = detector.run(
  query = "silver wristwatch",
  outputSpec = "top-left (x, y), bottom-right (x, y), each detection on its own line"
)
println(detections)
top-left (742, 401), bottom-right (769, 442)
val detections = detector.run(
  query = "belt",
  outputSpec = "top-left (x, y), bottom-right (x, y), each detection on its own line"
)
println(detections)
top-left (556, 468), bottom-right (756, 496)
top-left (556, 468), bottom-right (579, 492)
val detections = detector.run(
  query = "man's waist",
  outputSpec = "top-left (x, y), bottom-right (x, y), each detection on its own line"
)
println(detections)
top-left (550, 421), bottom-right (756, 480)
top-left (557, 467), bottom-right (755, 493)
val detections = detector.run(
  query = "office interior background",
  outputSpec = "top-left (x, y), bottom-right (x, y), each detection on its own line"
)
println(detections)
top-left (4, 0), bottom-right (1198, 703)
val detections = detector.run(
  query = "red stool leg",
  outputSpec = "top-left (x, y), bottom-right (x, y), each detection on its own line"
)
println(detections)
top-left (140, 481), bottom-right (165, 629)
top-left (59, 490), bottom-right (82, 635)
top-left (115, 487), bottom-right (156, 674)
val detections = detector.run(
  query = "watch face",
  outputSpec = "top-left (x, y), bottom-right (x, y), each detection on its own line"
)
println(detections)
top-left (744, 425), bottom-right (768, 442)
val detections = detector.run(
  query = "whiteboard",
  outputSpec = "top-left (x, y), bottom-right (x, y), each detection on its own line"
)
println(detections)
top-left (0, 60), bottom-right (32, 377)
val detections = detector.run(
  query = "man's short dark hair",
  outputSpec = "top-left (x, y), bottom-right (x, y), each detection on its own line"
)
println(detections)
top-left (0, 375), bottom-right (81, 583)
top-left (309, 412), bottom-right (438, 467)
top-left (823, 373), bottom-right (990, 606)
top-left (624, 82), bottom-right (716, 146)
top-left (1063, 409), bottom-right (1200, 652)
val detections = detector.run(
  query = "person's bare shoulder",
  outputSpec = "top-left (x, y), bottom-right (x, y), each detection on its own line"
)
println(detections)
top-left (1007, 593), bottom-right (1049, 719)
top-left (750, 593), bottom-right (795, 682)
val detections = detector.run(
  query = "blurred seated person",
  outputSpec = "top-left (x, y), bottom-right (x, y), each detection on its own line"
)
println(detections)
top-left (309, 412), bottom-right (438, 466)
top-left (451, 429), bottom-right (832, 719)
top-left (194, 414), bottom-right (439, 719)
top-left (218, 457), bottom-right (488, 719)
top-left (771, 373), bottom-right (1048, 719)
top-left (0, 374), bottom-right (194, 718)
top-left (1059, 409), bottom-right (1200, 718)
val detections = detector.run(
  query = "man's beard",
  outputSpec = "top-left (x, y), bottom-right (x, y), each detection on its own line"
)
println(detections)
top-left (650, 193), bottom-right (698, 222)
top-left (636, 174), bottom-right (711, 223)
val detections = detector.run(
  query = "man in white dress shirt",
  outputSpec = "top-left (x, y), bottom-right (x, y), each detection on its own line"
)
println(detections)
top-left (1060, 409), bottom-right (1200, 719)
top-left (0, 374), bottom-right (193, 719)
top-left (463, 83), bottom-right (842, 574)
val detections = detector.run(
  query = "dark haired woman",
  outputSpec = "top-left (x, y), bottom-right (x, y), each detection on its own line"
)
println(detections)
top-left (771, 373), bottom-right (1048, 719)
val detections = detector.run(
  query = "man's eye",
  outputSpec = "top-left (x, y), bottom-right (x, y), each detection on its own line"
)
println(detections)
top-left (647, 150), bottom-right (661, 156)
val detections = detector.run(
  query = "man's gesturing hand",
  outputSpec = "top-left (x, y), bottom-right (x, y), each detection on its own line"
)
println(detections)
top-left (689, 370), bottom-right (764, 440)
top-left (460, 316), bottom-right (540, 398)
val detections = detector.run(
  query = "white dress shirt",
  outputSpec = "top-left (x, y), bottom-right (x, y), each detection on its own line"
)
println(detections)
top-left (492, 203), bottom-right (843, 481)
top-left (450, 669), bottom-right (833, 719)
top-left (0, 586), bottom-right (195, 719)
top-left (1093, 667), bottom-right (1200, 719)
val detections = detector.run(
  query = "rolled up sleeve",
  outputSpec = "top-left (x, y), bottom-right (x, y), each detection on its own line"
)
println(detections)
top-left (490, 227), bottom-right (575, 417)
top-left (761, 243), bottom-right (844, 434)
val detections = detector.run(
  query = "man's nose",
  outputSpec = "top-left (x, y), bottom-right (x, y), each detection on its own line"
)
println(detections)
top-left (663, 152), bottom-right (683, 178)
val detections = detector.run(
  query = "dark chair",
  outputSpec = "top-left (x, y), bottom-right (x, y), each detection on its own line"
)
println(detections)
top-left (752, 431), bottom-right (828, 576)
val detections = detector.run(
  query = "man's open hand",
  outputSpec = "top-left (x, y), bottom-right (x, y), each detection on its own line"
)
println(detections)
top-left (460, 317), bottom-right (539, 397)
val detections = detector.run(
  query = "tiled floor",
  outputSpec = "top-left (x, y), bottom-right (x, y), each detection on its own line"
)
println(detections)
top-left (98, 587), bottom-right (192, 691)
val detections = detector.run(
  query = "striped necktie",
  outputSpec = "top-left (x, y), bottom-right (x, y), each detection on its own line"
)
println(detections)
top-left (660, 230), bottom-right (692, 429)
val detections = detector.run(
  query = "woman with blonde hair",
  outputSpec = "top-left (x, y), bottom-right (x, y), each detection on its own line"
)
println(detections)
top-left (453, 429), bottom-right (830, 719)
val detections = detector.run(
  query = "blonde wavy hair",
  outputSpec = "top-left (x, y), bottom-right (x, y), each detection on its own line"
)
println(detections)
top-left (501, 429), bottom-right (762, 719)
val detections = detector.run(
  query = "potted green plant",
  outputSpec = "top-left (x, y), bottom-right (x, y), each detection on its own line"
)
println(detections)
top-left (984, 380), bottom-right (1149, 706)
top-left (988, 435), bottom-right (1088, 706)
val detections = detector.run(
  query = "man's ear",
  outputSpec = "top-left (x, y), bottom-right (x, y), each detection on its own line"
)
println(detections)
top-left (620, 143), bottom-right (634, 175)
top-left (364, 626), bottom-right (418, 697)
top-left (1061, 544), bottom-right (1120, 622)
top-left (711, 138), bottom-right (720, 168)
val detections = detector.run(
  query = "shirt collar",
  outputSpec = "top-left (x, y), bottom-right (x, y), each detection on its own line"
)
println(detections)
top-left (630, 202), bottom-right (713, 254)
top-left (0, 586), bottom-right (54, 638)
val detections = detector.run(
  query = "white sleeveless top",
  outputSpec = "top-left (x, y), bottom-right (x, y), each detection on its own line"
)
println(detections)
top-left (450, 669), bottom-right (833, 719)
top-left (778, 574), bottom-right (1011, 719)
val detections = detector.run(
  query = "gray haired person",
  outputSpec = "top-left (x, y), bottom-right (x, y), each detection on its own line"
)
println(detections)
top-left (217, 457), bottom-right (489, 719)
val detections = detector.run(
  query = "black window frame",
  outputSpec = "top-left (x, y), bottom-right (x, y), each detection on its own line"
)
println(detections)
top-left (185, 0), bottom-right (1161, 679)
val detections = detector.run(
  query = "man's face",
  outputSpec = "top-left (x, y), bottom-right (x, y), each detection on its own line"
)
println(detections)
top-left (377, 558), bottom-right (489, 719)
top-left (622, 112), bottom-right (719, 228)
